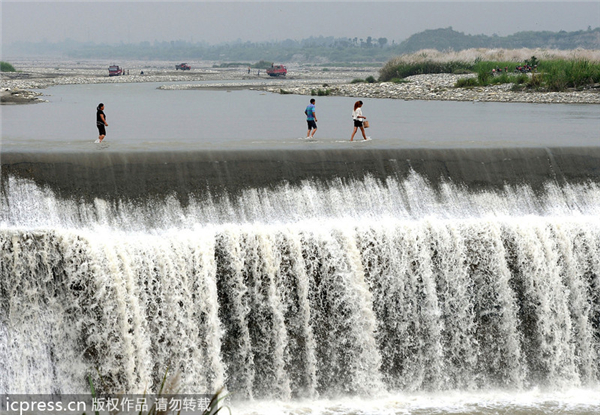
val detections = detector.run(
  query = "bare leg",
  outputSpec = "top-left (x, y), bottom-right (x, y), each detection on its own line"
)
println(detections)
top-left (307, 129), bottom-right (311, 138)
top-left (99, 135), bottom-right (105, 142)
top-left (360, 126), bottom-right (367, 140)
top-left (351, 127), bottom-right (358, 141)
top-left (310, 128), bottom-right (317, 138)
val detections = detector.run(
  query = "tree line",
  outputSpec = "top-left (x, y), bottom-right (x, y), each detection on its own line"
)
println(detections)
top-left (5, 28), bottom-right (598, 63)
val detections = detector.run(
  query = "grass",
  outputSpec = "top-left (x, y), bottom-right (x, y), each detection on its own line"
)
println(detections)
top-left (462, 69), bottom-right (535, 89)
top-left (454, 77), bottom-right (478, 88)
top-left (379, 60), bottom-right (471, 81)
top-left (380, 48), bottom-right (600, 91)
top-left (460, 59), bottom-right (600, 91)
top-left (87, 368), bottom-right (231, 415)
top-left (312, 62), bottom-right (383, 68)
top-left (1, 61), bottom-right (16, 72)
top-left (539, 59), bottom-right (600, 90)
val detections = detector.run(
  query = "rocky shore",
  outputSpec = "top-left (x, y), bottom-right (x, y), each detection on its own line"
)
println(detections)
top-left (161, 73), bottom-right (600, 104)
top-left (2, 60), bottom-right (599, 105)
top-left (273, 74), bottom-right (600, 104)
top-left (0, 88), bottom-right (46, 104)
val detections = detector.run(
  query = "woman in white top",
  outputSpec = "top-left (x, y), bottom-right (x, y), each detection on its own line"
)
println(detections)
top-left (351, 100), bottom-right (368, 141)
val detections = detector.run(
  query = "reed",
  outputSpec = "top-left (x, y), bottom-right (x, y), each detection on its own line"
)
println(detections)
top-left (86, 368), bottom-right (230, 415)
top-left (382, 48), bottom-right (600, 91)
top-left (379, 59), bottom-right (471, 81)
top-left (539, 59), bottom-right (600, 90)
top-left (383, 48), bottom-right (600, 66)
top-left (453, 58), bottom-right (600, 91)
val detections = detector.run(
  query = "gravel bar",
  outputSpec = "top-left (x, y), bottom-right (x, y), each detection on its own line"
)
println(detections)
top-left (2, 61), bottom-right (599, 105)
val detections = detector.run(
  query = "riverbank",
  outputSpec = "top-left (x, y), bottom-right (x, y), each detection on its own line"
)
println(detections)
top-left (0, 88), bottom-right (46, 104)
top-left (161, 73), bottom-right (600, 104)
top-left (2, 59), bottom-right (599, 105)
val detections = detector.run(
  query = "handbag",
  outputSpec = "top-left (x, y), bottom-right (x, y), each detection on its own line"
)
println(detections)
top-left (363, 120), bottom-right (370, 128)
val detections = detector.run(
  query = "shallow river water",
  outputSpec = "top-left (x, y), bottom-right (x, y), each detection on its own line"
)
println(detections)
top-left (2, 81), bottom-right (599, 151)
top-left (2, 81), bottom-right (600, 415)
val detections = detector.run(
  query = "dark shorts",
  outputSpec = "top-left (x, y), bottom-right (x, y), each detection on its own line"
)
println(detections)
top-left (353, 119), bottom-right (363, 128)
top-left (307, 120), bottom-right (317, 130)
top-left (97, 124), bottom-right (106, 136)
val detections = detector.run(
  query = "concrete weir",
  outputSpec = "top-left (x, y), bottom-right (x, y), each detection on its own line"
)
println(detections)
top-left (3, 147), bottom-right (600, 202)
top-left (3, 146), bottom-right (600, 399)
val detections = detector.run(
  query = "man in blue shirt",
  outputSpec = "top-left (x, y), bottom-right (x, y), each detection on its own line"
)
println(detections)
top-left (305, 98), bottom-right (317, 138)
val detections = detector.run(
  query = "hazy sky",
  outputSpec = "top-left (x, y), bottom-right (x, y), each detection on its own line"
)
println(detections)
top-left (2, 1), bottom-right (600, 46)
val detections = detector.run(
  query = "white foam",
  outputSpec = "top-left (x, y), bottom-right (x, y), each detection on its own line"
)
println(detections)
top-left (2, 173), bottom-right (600, 399)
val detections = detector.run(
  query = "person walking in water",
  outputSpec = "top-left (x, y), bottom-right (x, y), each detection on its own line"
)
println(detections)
top-left (305, 98), bottom-right (317, 138)
top-left (96, 103), bottom-right (108, 143)
top-left (350, 100), bottom-right (368, 141)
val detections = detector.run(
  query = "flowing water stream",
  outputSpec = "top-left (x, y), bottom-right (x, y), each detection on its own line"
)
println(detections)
top-left (2, 165), bottom-right (600, 413)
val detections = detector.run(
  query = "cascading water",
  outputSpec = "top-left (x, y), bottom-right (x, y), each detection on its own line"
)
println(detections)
top-left (2, 165), bottom-right (600, 412)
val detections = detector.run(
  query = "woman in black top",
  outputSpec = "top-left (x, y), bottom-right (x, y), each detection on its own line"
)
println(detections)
top-left (96, 103), bottom-right (108, 143)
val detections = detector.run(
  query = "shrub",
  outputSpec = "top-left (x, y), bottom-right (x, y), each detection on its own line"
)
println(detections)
top-left (566, 59), bottom-right (599, 88)
top-left (477, 68), bottom-right (491, 85)
top-left (455, 77), bottom-right (478, 88)
top-left (452, 68), bottom-right (473, 74)
top-left (525, 55), bottom-right (539, 67)
top-left (350, 78), bottom-right (365, 83)
top-left (365, 75), bottom-right (377, 83)
top-left (543, 65), bottom-right (568, 91)
top-left (528, 72), bottom-right (543, 89)
top-left (311, 88), bottom-right (331, 96)
top-left (514, 74), bottom-right (529, 84)
top-left (489, 73), bottom-right (511, 85)
top-left (252, 60), bottom-right (273, 69)
top-left (0, 61), bottom-right (16, 72)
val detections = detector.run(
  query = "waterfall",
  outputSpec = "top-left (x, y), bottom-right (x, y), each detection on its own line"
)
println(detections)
top-left (1, 167), bottom-right (600, 398)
